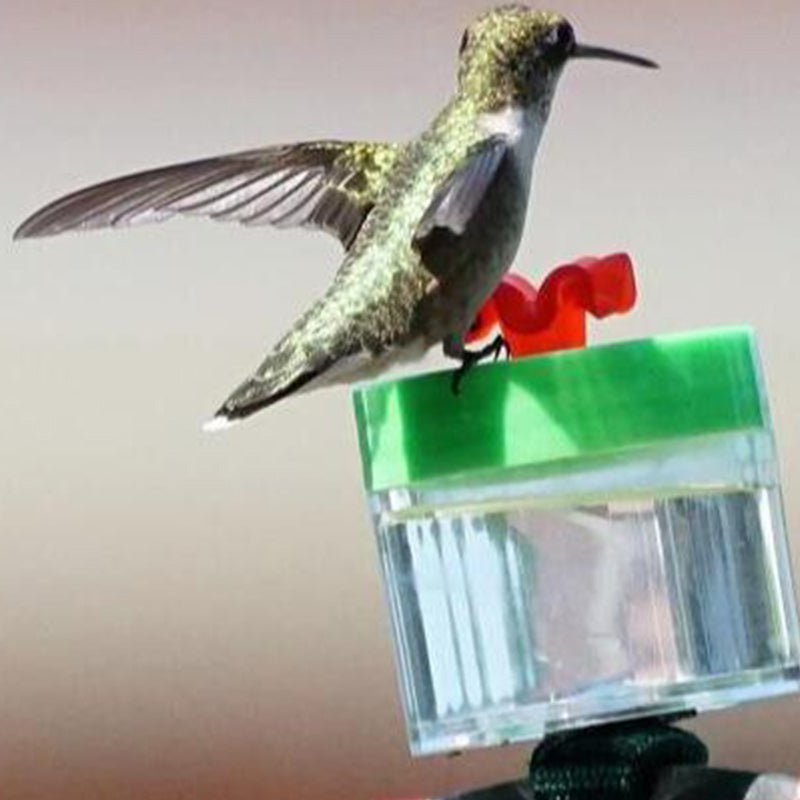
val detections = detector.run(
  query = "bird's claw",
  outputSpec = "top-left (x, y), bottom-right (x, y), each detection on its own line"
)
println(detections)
top-left (451, 334), bottom-right (508, 395)
top-left (493, 337), bottom-right (511, 361)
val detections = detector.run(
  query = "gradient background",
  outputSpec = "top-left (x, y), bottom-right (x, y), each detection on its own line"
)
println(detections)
top-left (2, 0), bottom-right (800, 797)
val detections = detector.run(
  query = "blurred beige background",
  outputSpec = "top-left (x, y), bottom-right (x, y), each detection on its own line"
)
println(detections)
top-left (2, 0), bottom-right (800, 797)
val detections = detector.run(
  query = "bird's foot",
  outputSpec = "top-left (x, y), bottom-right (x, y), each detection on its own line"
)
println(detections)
top-left (451, 334), bottom-right (509, 395)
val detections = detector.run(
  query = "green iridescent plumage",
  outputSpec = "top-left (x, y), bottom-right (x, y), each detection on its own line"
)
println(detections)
top-left (14, 5), bottom-right (656, 427)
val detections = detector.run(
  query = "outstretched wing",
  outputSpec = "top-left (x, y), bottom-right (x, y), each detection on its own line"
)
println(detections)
top-left (14, 141), bottom-right (402, 249)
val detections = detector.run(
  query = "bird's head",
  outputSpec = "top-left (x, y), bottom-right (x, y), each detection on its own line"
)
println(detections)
top-left (457, 5), bottom-right (657, 112)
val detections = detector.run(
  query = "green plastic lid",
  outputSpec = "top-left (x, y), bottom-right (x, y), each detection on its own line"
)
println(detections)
top-left (353, 328), bottom-right (767, 492)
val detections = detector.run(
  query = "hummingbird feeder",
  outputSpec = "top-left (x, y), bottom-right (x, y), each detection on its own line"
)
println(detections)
top-left (353, 254), bottom-right (800, 798)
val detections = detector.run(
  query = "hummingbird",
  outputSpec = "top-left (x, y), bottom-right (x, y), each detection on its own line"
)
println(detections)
top-left (14, 5), bottom-right (657, 429)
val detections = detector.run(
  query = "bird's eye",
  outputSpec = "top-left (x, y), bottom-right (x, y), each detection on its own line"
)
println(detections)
top-left (459, 29), bottom-right (470, 55)
top-left (542, 21), bottom-right (575, 62)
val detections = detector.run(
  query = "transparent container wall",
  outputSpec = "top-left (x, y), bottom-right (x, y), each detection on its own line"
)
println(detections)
top-left (372, 431), bottom-right (800, 755)
top-left (355, 330), bottom-right (800, 755)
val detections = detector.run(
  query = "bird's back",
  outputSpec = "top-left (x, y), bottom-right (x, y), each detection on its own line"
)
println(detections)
top-left (312, 101), bottom-right (489, 351)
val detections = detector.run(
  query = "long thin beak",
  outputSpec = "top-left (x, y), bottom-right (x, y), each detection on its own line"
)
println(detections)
top-left (572, 42), bottom-right (659, 69)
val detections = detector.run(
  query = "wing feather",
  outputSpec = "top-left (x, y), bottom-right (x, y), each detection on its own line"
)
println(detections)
top-left (15, 142), bottom-right (403, 249)
top-left (414, 136), bottom-right (508, 243)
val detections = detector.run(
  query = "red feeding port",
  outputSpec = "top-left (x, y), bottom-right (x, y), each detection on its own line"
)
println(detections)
top-left (466, 252), bottom-right (637, 358)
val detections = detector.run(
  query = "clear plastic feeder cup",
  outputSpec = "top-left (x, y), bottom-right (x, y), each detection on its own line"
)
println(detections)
top-left (353, 328), bottom-right (800, 757)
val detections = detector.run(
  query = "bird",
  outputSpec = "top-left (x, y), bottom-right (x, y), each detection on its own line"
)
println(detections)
top-left (14, 5), bottom-right (657, 430)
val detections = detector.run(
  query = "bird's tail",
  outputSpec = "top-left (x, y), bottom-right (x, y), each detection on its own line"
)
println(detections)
top-left (203, 338), bottom-right (335, 431)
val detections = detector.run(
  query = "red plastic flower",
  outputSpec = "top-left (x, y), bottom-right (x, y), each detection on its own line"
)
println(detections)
top-left (466, 252), bottom-right (637, 357)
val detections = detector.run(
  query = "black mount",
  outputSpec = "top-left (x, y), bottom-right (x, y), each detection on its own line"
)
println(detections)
top-left (446, 715), bottom-right (778, 800)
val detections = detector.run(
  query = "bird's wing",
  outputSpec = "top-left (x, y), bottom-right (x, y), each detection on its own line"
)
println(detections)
top-left (413, 135), bottom-right (508, 243)
top-left (14, 141), bottom-right (402, 249)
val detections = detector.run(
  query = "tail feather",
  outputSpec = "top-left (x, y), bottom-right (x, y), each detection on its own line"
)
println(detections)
top-left (203, 345), bottom-right (333, 431)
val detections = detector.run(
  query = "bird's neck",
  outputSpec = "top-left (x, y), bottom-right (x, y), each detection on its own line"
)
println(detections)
top-left (478, 104), bottom-right (545, 179)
